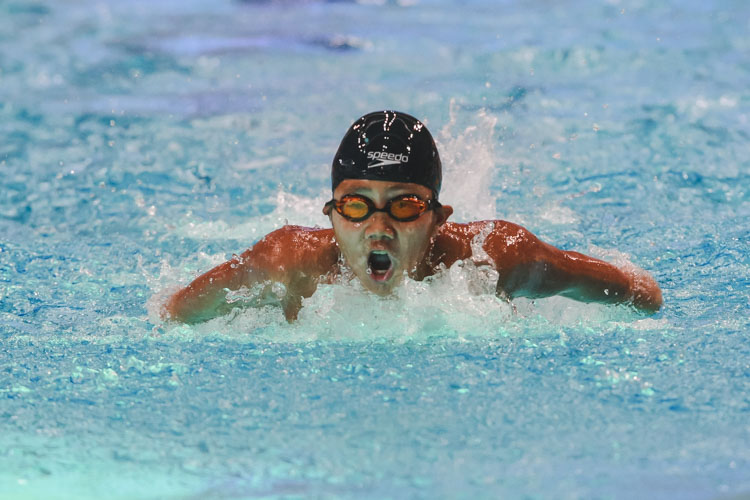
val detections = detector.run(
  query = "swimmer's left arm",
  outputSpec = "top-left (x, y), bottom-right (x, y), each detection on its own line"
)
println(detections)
top-left (538, 248), bottom-right (663, 312)
top-left (486, 222), bottom-right (663, 313)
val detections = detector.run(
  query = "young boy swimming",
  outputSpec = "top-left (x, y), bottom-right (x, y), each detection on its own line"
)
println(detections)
top-left (164, 110), bottom-right (662, 323)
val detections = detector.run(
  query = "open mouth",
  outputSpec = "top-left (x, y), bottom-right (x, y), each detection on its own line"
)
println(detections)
top-left (367, 251), bottom-right (393, 282)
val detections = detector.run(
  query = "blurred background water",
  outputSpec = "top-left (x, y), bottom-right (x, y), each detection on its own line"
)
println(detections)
top-left (1, 0), bottom-right (749, 498)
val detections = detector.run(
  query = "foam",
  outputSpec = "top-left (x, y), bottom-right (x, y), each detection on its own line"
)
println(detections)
top-left (152, 254), bottom-right (649, 344)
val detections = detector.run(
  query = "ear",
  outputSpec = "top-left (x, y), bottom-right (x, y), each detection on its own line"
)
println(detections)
top-left (434, 204), bottom-right (453, 226)
top-left (322, 200), bottom-right (333, 217)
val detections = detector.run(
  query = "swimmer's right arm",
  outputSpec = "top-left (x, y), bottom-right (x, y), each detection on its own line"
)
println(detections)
top-left (163, 226), bottom-right (337, 323)
top-left (163, 248), bottom-right (268, 324)
top-left (163, 225), bottom-right (297, 324)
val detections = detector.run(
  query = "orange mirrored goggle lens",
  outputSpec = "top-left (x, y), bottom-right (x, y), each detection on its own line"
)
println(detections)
top-left (329, 194), bottom-right (436, 222)
top-left (338, 197), bottom-right (370, 219)
top-left (389, 197), bottom-right (428, 220)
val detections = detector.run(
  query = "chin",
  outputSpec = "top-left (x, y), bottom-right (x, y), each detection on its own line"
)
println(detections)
top-left (365, 285), bottom-right (393, 297)
top-left (358, 269), bottom-right (401, 296)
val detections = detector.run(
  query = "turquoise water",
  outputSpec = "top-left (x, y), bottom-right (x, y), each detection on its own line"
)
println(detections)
top-left (2, 0), bottom-right (749, 498)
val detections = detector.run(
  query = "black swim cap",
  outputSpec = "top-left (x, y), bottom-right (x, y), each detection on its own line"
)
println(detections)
top-left (331, 110), bottom-right (442, 197)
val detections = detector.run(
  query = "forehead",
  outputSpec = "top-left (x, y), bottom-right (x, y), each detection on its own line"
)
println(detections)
top-left (334, 179), bottom-right (433, 198)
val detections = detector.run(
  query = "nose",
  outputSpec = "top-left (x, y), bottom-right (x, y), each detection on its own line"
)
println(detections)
top-left (364, 212), bottom-right (395, 240)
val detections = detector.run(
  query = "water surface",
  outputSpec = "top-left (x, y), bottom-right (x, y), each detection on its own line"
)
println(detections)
top-left (1, 0), bottom-right (749, 498)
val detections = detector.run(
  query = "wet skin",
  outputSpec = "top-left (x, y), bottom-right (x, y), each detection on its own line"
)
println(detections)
top-left (164, 180), bottom-right (663, 323)
top-left (326, 180), bottom-right (452, 296)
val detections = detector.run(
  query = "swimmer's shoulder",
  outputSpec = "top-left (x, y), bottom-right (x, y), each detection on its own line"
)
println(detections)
top-left (437, 220), bottom-right (530, 245)
top-left (248, 225), bottom-right (339, 275)
top-left (433, 220), bottom-right (539, 267)
top-left (254, 225), bottom-right (335, 248)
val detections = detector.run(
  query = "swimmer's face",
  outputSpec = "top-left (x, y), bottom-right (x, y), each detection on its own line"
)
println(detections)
top-left (324, 179), bottom-right (453, 296)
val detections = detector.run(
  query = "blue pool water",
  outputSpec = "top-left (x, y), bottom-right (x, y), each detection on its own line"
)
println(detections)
top-left (1, 0), bottom-right (749, 498)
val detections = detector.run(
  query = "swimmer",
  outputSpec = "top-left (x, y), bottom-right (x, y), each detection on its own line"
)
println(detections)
top-left (164, 110), bottom-right (662, 323)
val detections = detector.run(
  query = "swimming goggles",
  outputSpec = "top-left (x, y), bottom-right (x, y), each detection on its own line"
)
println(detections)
top-left (324, 194), bottom-right (441, 222)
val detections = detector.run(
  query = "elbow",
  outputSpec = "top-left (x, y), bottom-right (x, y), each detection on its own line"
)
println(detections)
top-left (497, 260), bottom-right (565, 300)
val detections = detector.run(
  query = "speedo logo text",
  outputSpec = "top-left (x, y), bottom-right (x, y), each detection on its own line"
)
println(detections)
top-left (367, 151), bottom-right (409, 168)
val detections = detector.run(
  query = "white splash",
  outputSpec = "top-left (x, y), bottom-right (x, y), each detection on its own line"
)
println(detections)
top-left (436, 102), bottom-right (499, 222)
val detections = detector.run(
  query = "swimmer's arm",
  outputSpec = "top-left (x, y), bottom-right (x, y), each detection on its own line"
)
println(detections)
top-left (163, 248), bottom-right (271, 324)
top-left (487, 224), bottom-right (663, 313)
top-left (163, 226), bottom-right (295, 324)
top-left (163, 226), bottom-right (336, 324)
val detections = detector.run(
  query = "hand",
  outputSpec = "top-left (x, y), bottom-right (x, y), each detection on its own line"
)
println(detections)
top-left (627, 268), bottom-right (663, 313)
